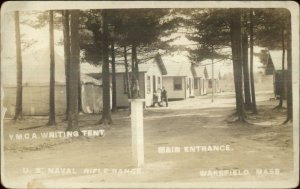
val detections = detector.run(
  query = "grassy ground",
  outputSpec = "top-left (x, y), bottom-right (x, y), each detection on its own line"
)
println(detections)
top-left (1, 91), bottom-right (295, 188)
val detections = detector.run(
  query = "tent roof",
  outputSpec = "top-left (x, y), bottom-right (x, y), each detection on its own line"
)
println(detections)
top-left (81, 74), bottom-right (102, 85)
top-left (2, 48), bottom-right (66, 87)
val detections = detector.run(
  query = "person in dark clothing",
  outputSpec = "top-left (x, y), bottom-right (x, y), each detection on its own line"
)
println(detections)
top-left (161, 86), bottom-right (168, 107)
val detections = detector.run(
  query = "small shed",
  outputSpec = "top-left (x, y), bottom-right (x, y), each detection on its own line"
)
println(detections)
top-left (265, 50), bottom-right (288, 99)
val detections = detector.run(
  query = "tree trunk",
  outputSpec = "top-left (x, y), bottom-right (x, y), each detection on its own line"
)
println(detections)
top-left (249, 9), bottom-right (257, 114)
top-left (99, 10), bottom-right (112, 125)
top-left (278, 28), bottom-right (285, 108)
top-left (124, 46), bottom-right (131, 114)
top-left (131, 44), bottom-right (139, 98)
top-left (285, 16), bottom-right (293, 123)
top-left (134, 45), bottom-right (140, 97)
top-left (230, 9), bottom-right (246, 122)
top-left (133, 45), bottom-right (139, 82)
top-left (242, 33), bottom-right (252, 110)
top-left (48, 10), bottom-right (56, 125)
top-left (13, 11), bottom-right (23, 120)
top-left (66, 10), bottom-right (80, 131)
top-left (124, 46), bottom-right (131, 98)
top-left (211, 57), bottom-right (214, 103)
top-left (78, 63), bottom-right (82, 112)
top-left (111, 41), bottom-right (117, 112)
top-left (62, 10), bottom-right (70, 120)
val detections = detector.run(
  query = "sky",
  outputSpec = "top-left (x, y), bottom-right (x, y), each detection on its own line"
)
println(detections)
top-left (1, 10), bottom-right (266, 86)
top-left (1, 11), bottom-right (99, 86)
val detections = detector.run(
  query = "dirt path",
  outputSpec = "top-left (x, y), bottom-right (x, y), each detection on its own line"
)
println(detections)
top-left (2, 92), bottom-right (295, 188)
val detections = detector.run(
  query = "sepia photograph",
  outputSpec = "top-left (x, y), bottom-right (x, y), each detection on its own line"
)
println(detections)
top-left (0, 1), bottom-right (299, 188)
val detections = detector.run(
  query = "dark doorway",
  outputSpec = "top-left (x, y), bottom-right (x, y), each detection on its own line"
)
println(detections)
top-left (153, 76), bottom-right (156, 92)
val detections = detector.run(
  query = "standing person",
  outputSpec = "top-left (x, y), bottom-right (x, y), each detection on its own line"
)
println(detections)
top-left (157, 88), bottom-right (162, 107)
top-left (151, 90), bottom-right (158, 107)
top-left (161, 86), bottom-right (168, 107)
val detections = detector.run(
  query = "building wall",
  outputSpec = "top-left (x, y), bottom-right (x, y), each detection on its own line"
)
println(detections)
top-left (115, 65), bottom-right (163, 107)
top-left (220, 73), bottom-right (273, 93)
top-left (115, 72), bottom-right (146, 107)
top-left (194, 77), bottom-right (207, 96)
top-left (115, 73), bottom-right (130, 107)
top-left (144, 65), bottom-right (163, 106)
top-left (207, 78), bottom-right (221, 94)
top-left (162, 76), bottom-right (186, 99)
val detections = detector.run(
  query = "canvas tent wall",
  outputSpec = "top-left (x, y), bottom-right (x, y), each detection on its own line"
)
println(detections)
top-left (2, 48), bottom-right (67, 117)
top-left (80, 74), bottom-right (109, 114)
top-left (162, 55), bottom-right (195, 100)
top-left (2, 48), bottom-right (105, 117)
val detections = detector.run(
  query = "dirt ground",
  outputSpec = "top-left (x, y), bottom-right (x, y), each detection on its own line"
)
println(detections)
top-left (1, 91), bottom-right (296, 188)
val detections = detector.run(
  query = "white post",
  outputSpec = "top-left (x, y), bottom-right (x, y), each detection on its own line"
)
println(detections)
top-left (129, 99), bottom-right (145, 167)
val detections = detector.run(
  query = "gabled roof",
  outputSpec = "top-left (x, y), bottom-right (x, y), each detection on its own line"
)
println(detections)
top-left (198, 59), bottom-right (222, 79)
top-left (204, 64), bottom-right (221, 79)
top-left (192, 64), bottom-right (205, 78)
top-left (268, 50), bottom-right (288, 71)
top-left (160, 53), bottom-right (193, 77)
top-left (154, 54), bottom-right (167, 75)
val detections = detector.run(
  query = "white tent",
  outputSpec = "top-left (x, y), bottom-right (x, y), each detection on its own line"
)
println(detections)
top-left (2, 48), bottom-right (104, 116)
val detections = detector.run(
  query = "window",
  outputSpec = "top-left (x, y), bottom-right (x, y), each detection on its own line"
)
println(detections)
top-left (194, 78), bottom-right (199, 89)
top-left (147, 76), bottom-right (151, 94)
top-left (174, 77), bottom-right (182, 90)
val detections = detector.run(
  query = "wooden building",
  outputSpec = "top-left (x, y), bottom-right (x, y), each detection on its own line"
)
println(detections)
top-left (265, 50), bottom-right (288, 99)
top-left (162, 56), bottom-right (195, 100)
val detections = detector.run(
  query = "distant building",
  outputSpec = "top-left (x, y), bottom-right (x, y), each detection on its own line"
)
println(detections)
top-left (199, 59), bottom-right (221, 94)
top-left (203, 62), bottom-right (222, 94)
top-left (192, 64), bottom-right (207, 96)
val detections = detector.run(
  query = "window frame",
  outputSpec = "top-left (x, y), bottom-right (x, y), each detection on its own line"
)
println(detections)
top-left (173, 77), bottom-right (183, 90)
